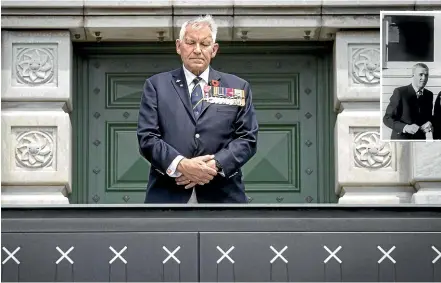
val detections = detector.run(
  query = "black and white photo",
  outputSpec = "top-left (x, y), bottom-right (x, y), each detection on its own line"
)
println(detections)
top-left (380, 11), bottom-right (441, 141)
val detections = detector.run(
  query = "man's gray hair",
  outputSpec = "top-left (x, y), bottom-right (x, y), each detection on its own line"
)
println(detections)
top-left (179, 15), bottom-right (218, 42)
top-left (412, 62), bottom-right (429, 74)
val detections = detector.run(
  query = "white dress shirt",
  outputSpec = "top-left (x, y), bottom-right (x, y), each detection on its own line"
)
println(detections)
top-left (403, 84), bottom-right (425, 133)
top-left (166, 65), bottom-right (210, 203)
top-left (166, 65), bottom-right (209, 177)
top-left (412, 84), bottom-right (424, 97)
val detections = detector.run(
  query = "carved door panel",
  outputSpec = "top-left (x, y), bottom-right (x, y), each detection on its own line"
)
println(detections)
top-left (211, 55), bottom-right (319, 203)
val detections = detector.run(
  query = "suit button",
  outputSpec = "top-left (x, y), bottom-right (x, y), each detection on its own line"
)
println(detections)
top-left (195, 133), bottom-right (200, 139)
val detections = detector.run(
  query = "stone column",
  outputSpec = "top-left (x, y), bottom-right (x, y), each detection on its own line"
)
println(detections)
top-left (334, 31), bottom-right (413, 204)
top-left (1, 31), bottom-right (72, 204)
top-left (411, 143), bottom-right (441, 204)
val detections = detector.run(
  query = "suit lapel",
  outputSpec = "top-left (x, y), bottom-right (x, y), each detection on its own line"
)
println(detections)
top-left (171, 68), bottom-right (196, 123)
top-left (407, 84), bottom-right (415, 97)
top-left (407, 84), bottom-right (420, 104)
top-left (199, 67), bottom-right (222, 117)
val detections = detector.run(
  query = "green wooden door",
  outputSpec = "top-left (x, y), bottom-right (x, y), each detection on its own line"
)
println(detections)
top-left (211, 55), bottom-right (318, 203)
top-left (75, 46), bottom-right (332, 204)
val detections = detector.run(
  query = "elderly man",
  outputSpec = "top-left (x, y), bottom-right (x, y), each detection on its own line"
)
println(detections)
top-left (137, 15), bottom-right (258, 203)
top-left (383, 63), bottom-right (434, 140)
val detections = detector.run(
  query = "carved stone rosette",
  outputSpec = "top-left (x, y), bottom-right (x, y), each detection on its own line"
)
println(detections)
top-left (15, 47), bottom-right (55, 85)
top-left (351, 47), bottom-right (380, 85)
top-left (15, 131), bottom-right (54, 169)
top-left (354, 131), bottom-right (392, 169)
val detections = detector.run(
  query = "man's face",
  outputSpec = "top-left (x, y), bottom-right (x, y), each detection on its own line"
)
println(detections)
top-left (413, 67), bottom-right (429, 89)
top-left (176, 24), bottom-right (219, 75)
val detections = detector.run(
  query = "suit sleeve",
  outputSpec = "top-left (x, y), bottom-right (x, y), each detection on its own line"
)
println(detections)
top-left (426, 91), bottom-right (435, 125)
top-left (137, 78), bottom-right (182, 174)
top-left (383, 88), bottom-right (407, 133)
top-left (434, 92), bottom-right (441, 119)
top-left (432, 92), bottom-right (441, 137)
top-left (214, 82), bottom-right (258, 178)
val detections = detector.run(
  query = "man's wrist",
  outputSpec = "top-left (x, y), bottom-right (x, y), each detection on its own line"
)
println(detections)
top-left (167, 155), bottom-right (184, 177)
top-left (177, 158), bottom-right (187, 172)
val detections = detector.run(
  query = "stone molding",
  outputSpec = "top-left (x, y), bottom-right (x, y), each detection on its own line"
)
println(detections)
top-left (412, 182), bottom-right (441, 204)
top-left (339, 186), bottom-right (415, 204)
top-left (3, 0), bottom-right (439, 10)
top-left (1, 186), bottom-right (70, 205)
top-left (2, 1), bottom-right (440, 41)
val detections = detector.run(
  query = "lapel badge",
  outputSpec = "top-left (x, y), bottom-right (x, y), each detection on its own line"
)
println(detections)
top-left (210, 80), bottom-right (220, 87)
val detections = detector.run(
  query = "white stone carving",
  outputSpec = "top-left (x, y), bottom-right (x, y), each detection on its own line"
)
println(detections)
top-left (351, 47), bottom-right (380, 85)
top-left (3, 31), bottom-right (71, 110)
top-left (2, 111), bottom-right (70, 193)
top-left (334, 32), bottom-right (380, 108)
top-left (354, 131), bottom-right (392, 169)
top-left (15, 130), bottom-right (54, 169)
top-left (15, 47), bottom-right (55, 85)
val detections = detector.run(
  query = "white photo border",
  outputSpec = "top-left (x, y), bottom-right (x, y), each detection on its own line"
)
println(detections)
top-left (380, 10), bottom-right (441, 142)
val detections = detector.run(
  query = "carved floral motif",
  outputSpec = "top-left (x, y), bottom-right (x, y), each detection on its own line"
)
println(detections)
top-left (354, 131), bottom-right (391, 168)
top-left (351, 47), bottom-right (380, 85)
top-left (16, 48), bottom-right (54, 85)
top-left (15, 131), bottom-right (54, 169)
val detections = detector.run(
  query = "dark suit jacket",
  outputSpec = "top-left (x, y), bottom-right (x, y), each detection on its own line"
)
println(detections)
top-left (433, 91), bottom-right (441, 140)
top-left (137, 66), bottom-right (258, 203)
top-left (383, 84), bottom-right (433, 140)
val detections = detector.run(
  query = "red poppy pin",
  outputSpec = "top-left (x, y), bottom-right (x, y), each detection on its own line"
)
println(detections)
top-left (210, 80), bottom-right (220, 87)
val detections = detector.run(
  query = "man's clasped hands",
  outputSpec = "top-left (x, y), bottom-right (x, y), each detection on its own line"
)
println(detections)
top-left (175, 155), bottom-right (218, 189)
top-left (403, 121), bottom-right (433, 134)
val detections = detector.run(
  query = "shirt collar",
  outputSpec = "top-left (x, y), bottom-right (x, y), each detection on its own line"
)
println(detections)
top-left (183, 65), bottom-right (210, 86)
top-left (412, 83), bottom-right (424, 94)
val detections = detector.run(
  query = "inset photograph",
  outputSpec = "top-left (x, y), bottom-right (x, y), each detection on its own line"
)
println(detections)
top-left (381, 11), bottom-right (441, 141)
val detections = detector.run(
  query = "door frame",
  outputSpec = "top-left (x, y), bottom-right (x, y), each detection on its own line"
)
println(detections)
top-left (70, 42), bottom-right (337, 204)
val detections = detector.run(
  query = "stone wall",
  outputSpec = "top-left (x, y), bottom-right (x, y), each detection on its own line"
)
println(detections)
top-left (334, 31), bottom-right (414, 204)
top-left (335, 28), bottom-right (441, 204)
top-left (1, 31), bottom-right (72, 204)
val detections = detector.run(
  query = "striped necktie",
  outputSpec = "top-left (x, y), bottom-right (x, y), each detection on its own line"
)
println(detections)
top-left (191, 77), bottom-right (203, 117)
